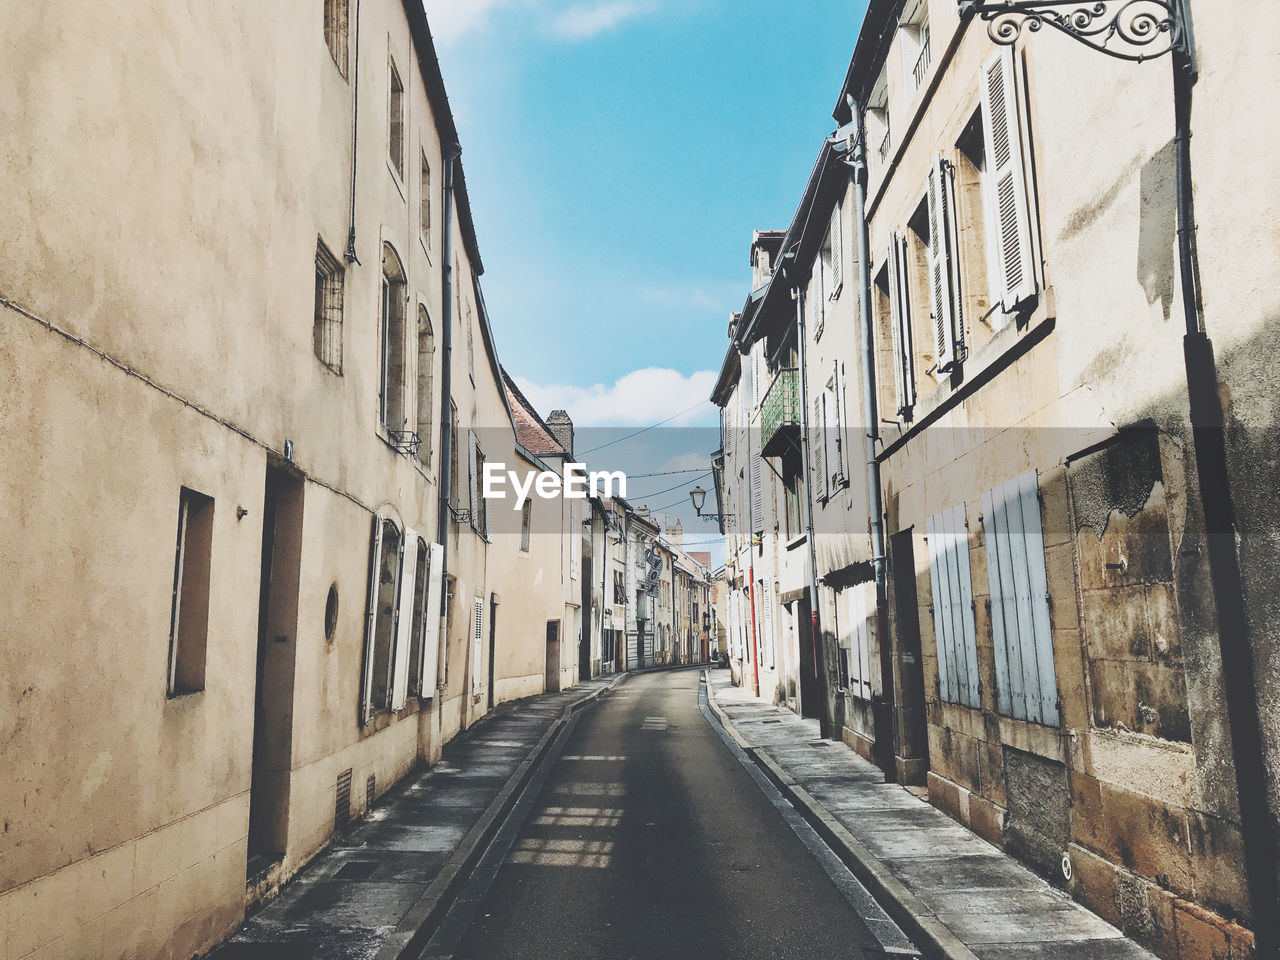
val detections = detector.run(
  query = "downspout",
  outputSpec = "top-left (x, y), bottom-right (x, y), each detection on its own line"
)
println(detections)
top-left (745, 405), bottom-right (762, 698)
top-left (1169, 8), bottom-right (1279, 951)
top-left (790, 278), bottom-right (833, 739)
top-left (435, 145), bottom-right (459, 730)
top-left (344, 0), bottom-right (362, 265)
top-left (847, 99), bottom-right (896, 779)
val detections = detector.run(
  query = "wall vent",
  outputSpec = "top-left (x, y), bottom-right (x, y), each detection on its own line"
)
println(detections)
top-left (335, 768), bottom-right (353, 831)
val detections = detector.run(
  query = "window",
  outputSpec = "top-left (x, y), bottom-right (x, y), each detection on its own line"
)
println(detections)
top-left (388, 58), bottom-right (405, 181)
top-left (416, 305), bottom-right (433, 465)
top-left (614, 570), bottom-right (626, 605)
top-left (168, 487), bottom-right (214, 696)
top-left (900, 0), bottom-right (931, 93)
top-left (380, 243), bottom-right (407, 432)
top-left (759, 578), bottom-right (775, 669)
top-left (468, 431), bottom-right (488, 537)
top-left (846, 582), bottom-right (873, 701)
top-left (323, 0), bottom-right (349, 78)
top-left (886, 233), bottom-right (917, 416)
top-left (926, 503), bottom-right (980, 709)
top-left (314, 240), bottom-right (344, 374)
top-left (867, 67), bottom-right (890, 166)
top-left (955, 112), bottom-right (998, 334)
top-left (982, 471), bottom-right (1057, 726)
top-left (520, 500), bottom-right (532, 553)
top-left (466, 300), bottom-right (475, 380)
top-left (420, 151), bottom-right (432, 249)
top-left (980, 47), bottom-right (1038, 311)
top-left (449, 402), bottom-right (459, 513)
top-left (823, 361), bottom-right (848, 494)
top-left (472, 596), bottom-right (484, 695)
top-left (361, 515), bottom-right (403, 723)
top-left (926, 156), bottom-right (964, 373)
top-left (783, 464), bottom-right (801, 538)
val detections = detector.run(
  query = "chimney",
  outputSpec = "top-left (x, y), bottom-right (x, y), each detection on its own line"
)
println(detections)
top-left (637, 505), bottom-right (650, 519)
top-left (546, 410), bottom-right (574, 458)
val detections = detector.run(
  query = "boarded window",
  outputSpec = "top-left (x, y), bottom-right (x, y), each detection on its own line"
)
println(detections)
top-left (361, 515), bottom-right (403, 723)
top-left (314, 240), bottom-right (344, 374)
top-left (926, 504), bottom-right (980, 709)
top-left (520, 500), bottom-right (532, 553)
top-left (388, 58), bottom-right (405, 180)
top-left (168, 487), bottom-right (214, 696)
top-left (323, 0), bottom-right (349, 78)
top-left (420, 150), bottom-right (431, 248)
top-left (982, 471), bottom-right (1058, 726)
top-left (380, 244), bottom-right (407, 431)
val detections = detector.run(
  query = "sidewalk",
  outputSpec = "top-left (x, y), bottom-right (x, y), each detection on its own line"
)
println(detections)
top-left (210, 675), bottom-right (622, 960)
top-left (705, 670), bottom-right (1158, 960)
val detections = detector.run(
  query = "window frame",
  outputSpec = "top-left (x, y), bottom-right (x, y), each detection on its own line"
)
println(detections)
top-left (167, 487), bottom-right (214, 698)
top-left (388, 56), bottom-right (405, 184)
top-left (314, 239), bottom-right (344, 375)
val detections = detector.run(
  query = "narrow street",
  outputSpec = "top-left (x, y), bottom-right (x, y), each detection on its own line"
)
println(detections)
top-left (425, 668), bottom-right (906, 960)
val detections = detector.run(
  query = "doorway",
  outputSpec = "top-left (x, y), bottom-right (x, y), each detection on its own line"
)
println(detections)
top-left (545, 620), bottom-right (561, 692)
top-left (248, 462), bottom-right (304, 875)
top-left (890, 528), bottom-right (930, 785)
top-left (796, 598), bottom-right (822, 719)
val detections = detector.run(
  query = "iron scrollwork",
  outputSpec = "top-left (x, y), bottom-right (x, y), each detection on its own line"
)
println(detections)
top-left (967, 1), bottom-right (1180, 62)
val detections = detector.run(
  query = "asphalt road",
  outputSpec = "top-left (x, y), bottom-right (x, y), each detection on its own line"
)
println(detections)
top-left (427, 667), bottom-right (892, 959)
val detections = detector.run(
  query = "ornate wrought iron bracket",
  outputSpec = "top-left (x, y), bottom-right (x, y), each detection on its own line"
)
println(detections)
top-left (959, 1), bottom-right (1185, 64)
top-left (446, 502), bottom-right (471, 525)
top-left (388, 429), bottom-right (422, 456)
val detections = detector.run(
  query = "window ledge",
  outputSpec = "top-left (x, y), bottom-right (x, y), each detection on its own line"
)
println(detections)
top-left (387, 160), bottom-right (407, 201)
top-left (785, 534), bottom-right (807, 551)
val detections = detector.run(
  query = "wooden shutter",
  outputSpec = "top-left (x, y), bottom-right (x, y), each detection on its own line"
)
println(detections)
top-left (360, 514), bottom-right (384, 725)
top-left (925, 504), bottom-right (979, 709)
top-left (419, 541), bottom-right (443, 695)
top-left (981, 47), bottom-right (1037, 311)
top-left (927, 156), bottom-right (960, 372)
top-left (982, 471), bottom-right (1057, 725)
top-left (830, 361), bottom-right (845, 485)
top-left (761, 579), bottom-right (773, 668)
top-left (888, 234), bottom-right (916, 415)
top-left (812, 393), bottom-right (827, 503)
top-left (472, 596), bottom-right (484, 694)
top-left (829, 204), bottom-right (843, 294)
top-left (390, 528), bottom-right (418, 710)
top-left (848, 583), bottom-right (873, 700)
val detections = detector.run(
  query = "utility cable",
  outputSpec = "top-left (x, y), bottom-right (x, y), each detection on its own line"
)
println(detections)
top-left (576, 399), bottom-right (712, 456)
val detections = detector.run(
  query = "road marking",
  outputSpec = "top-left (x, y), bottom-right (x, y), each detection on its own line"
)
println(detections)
top-left (641, 716), bottom-right (668, 730)
top-left (560, 755), bottom-right (628, 761)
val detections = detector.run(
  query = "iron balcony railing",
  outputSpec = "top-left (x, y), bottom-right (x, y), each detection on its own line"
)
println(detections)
top-left (760, 367), bottom-right (800, 458)
top-left (912, 29), bottom-right (932, 89)
top-left (878, 127), bottom-right (891, 164)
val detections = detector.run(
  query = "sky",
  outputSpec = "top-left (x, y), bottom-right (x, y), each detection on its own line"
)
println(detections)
top-left (422, 0), bottom-right (869, 560)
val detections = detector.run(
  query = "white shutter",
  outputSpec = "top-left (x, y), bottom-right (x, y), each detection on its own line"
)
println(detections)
top-left (980, 46), bottom-right (1037, 311)
top-left (390, 528), bottom-right (417, 710)
top-left (750, 456), bottom-right (762, 530)
top-left (836, 361), bottom-right (850, 485)
top-left (472, 596), bottom-right (484, 694)
top-left (468, 431), bottom-right (479, 521)
top-left (830, 362), bottom-right (845, 485)
top-left (848, 583), bottom-right (872, 700)
top-left (888, 234), bottom-right (916, 415)
top-left (762, 579), bottom-right (774, 668)
top-left (419, 541), bottom-right (443, 694)
top-left (361, 515), bottom-right (385, 725)
top-left (813, 393), bottom-right (827, 503)
top-left (928, 155), bottom-right (958, 373)
top-left (570, 501), bottom-right (581, 580)
top-left (830, 204), bottom-right (843, 294)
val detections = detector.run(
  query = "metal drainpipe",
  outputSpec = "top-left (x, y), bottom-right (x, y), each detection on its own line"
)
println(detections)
top-left (791, 280), bottom-right (833, 739)
top-left (435, 146), bottom-right (459, 734)
top-left (847, 101), bottom-right (896, 780)
top-left (344, 0), bottom-right (362, 264)
top-left (745, 388), bottom-right (762, 698)
top-left (1168, 8), bottom-right (1279, 950)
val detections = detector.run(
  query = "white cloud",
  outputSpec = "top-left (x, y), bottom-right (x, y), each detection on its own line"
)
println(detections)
top-left (657, 451), bottom-right (713, 472)
top-left (514, 367), bottom-right (717, 428)
top-left (638, 283), bottom-right (735, 315)
top-left (551, 2), bottom-right (652, 40)
top-left (422, 0), bottom-right (514, 48)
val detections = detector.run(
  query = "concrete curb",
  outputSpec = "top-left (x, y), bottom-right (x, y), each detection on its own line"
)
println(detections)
top-left (379, 674), bottom-right (628, 960)
top-left (702, 671), bottom-right (981, 960)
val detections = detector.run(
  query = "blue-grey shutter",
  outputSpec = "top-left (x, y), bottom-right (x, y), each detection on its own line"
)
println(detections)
top-left (949, 503), bottom-right (980, 708)
top-left (983, 471), bottom-right (1057, 725)
top-left (925, 512), bottom-right (955, 704)
top-left (927, 505), bottom-right (979, 709)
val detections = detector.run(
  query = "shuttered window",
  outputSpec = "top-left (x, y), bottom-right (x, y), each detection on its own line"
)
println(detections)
top-left (414, 541), bottom-right (444, 696)
top-left (927, 156), bottom-right (963, 372)
top-left (982, 471), bottom-right (1057, 726)
top-left (813, 392), bottom-right (827, 503)
top-left (362, 514), bottom-right (404, 724)
top-left (829, 203), bottom-right (843, 295)
top-left (824, 361), bottom-right (848, 492)
top-left (750, 455), bottom-right (763, 533)
top-left (390, 527), bottom-right (419, 710)
top-left (760, 578), bottom-right (775, 669)
top-left (844, 582), bottom-right (873, 701)
top-left (926, 504), bottom-right (980, 709)
top-left (888, 234), bottom-right (916, 416)
top-left (980, 46), bottom-right (1037, 311)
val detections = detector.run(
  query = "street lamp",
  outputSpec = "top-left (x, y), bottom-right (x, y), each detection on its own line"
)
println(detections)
top-left (959, 2), bottom-right (1276, 953)
top-left (688, 485), bottom-right (734, 525)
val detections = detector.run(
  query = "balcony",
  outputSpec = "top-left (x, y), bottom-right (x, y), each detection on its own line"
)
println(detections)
top-left (912, 28), bottom-right (931, 90)
top-left (760, 367), bottom-right (800, 458)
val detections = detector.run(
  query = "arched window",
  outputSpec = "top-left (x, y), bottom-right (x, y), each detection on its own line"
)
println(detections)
top-left (380, 244), bottom-right (407, 432)
top-left (416, 304), bottom-right (434, 465)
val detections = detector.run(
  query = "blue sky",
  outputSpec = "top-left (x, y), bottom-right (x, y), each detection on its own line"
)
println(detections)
top-left (423, 0), bottom-right (868, 558)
